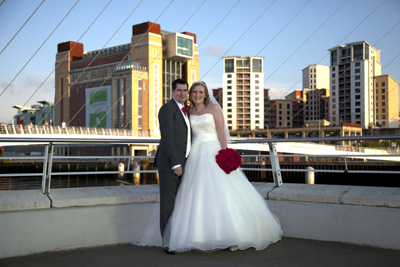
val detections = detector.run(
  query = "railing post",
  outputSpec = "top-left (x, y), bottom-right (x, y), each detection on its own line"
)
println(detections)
top-left (41, 142), bottom-right (54, 195)
top-left (41, 145), bottom-right (49, 194)
top-left (268, 142), bottom-right (283, 187)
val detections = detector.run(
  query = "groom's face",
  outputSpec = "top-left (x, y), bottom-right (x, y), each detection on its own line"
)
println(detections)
top-left (172, 83), bottom-right (189, 105)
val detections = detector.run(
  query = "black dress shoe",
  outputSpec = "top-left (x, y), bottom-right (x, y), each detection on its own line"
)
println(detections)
top-left (163, 248), bottom-right (177, 255)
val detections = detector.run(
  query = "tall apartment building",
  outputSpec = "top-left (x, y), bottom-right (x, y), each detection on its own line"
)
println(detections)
top-left (303, 88), bottom-right (330, 121)
top-left (301, 64), bottom-right (330, 122)
top-left (222, 56), bottom-right (264, 130)
top-left (54, 21), bottom-right (199, 133)
top-left (328, 41), bottom-right (382, 129)
top-left (302, 64), bottom-right (330, 90)
top-left (375, 74), bottom-right (399, 128)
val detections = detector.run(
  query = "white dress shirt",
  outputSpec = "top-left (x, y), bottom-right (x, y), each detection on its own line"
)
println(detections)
top-left (172, 98), bottom-right (191, 170)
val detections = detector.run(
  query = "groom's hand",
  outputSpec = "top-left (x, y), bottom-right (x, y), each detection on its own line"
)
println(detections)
top-left (174, 166), bottom-right (183, 176)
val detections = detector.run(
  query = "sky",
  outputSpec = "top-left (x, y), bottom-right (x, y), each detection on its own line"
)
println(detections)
top-left (0, 0), bottom-right (399, 124)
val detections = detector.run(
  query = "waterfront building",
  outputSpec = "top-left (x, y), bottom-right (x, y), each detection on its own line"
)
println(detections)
top-left (12, 100), bottom-right (54, 126)
top-left (264, 97), bottom-right (304, 129)
top-left (302, 64), bottom-right (330, 90)
top-left (222, 56), bottom-right (264, 130)
top-left (374, 74), bottom-right (399, 128)
top-left (328, 41), bottom-right (382, 129)
top-left (54, 21), bottom-right (199, 133)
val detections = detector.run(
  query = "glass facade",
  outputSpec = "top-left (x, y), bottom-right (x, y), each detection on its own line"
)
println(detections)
top-left (163, 60), bottom-right (182, 104)
top-left (225, 59), bottom-right (234, 72)
top-left (177, 37), bottom-right (193, 57)
top-left (331, 50), bottom-right (337, 66)
top-left (113, 80), bottom-right (118, 129)
top-left (353, 44), bottom-right (363, 61)
top-left (138, 79), bottom-right (142, 131)
top-left (252, 59), bottom-right (262, 72)
top-left (126, 77), bottom-right (131, 130)
top-left (120, 79), bottom-right (124, 128)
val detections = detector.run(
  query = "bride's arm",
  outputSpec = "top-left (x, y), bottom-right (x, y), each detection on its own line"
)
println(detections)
top-left (210, 104), bottom-right (227, 150)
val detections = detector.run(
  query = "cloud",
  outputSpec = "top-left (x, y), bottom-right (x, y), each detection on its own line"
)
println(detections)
top-left (268, 86), bottom-right (287, 99)
top-left (201, 44), bottom-right (228, 57)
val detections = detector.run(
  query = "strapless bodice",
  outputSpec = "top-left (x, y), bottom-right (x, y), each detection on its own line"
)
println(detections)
top-left (190, 114), bottom-right (218, 145)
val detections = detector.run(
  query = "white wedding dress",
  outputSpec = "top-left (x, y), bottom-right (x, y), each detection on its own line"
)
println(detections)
top-left (133, 114), bottom-right (283, 252)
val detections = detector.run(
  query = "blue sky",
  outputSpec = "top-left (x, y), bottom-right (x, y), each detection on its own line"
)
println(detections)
top-left (0, 0), bottom-right (399, 123)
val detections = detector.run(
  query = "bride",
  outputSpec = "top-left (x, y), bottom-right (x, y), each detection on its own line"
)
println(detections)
top-left (134, 81), bottom-right (283, 253)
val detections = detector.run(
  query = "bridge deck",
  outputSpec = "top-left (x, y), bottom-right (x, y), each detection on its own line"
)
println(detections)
top-left (1, 237), bottom-right (399, 267)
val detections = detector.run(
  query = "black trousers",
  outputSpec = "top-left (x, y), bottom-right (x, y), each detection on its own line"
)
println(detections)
top-left (158, 170), bottom-right (182, 237)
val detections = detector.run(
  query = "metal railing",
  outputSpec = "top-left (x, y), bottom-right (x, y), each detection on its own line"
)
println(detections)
top-left (1, 134), bottom-right (399, 194)
top-left (0, 124), bottom-right (159, 137)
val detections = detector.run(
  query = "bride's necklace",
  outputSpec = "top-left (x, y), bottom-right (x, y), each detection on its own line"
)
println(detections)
top-left (195, 105), bottom-right (206, 115)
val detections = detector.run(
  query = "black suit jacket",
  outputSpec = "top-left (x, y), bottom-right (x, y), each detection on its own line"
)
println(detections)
top-left (154, 99), bottom-right (189, 172)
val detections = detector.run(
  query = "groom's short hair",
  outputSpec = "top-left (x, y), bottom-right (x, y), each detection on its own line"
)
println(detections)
top-left (172, 79), bottom-right (188, 91)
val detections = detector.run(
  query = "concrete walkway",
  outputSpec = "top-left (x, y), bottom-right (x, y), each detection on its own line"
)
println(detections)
top-left (1, 237), bottom-right (399, 267)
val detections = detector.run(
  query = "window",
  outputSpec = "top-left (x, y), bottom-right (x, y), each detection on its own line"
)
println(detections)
top-left (310, 74), bottom-right (312, 78)
top-left (332, 92), bottom-right (336, 96)
top-left (255, 86), bottom-right (259, 89)
top-left (332, 67), bottom-right (335, 71)
top-left (287, 111), bottom-right (290, 115)
top-left (355, 62), bottom-right (360, 67)
top-left (227, 115), bottom-right (232, 118)
top-left (355, 75), bottom-right (360, 80)
top-left (332, 85), bottom-right (336, 90)
top-left (382, 82), bottom-right (385, 87)
top-left (225, 59), bottom-right (234, 72)
top-left (227, 86), bottom-right (232, 89)
top-left (255, 80), bottom-right (259, 84)
top-left (227, 103), bottom-right (232, 107)
top-left (332, 73), bottom-right (336, 78)
top-left (255, 109), bottom-right (259, 112)
top-left (252, 59), bottom-right (262, 72)
top-left (376, 109), bottom-right (379, 114)
top-left (382, 95), bottom-right (385, 100)
top-left (382, 115), bottom-right (386, 119)
top-left (255, 115), bottom-right (259, 118)
top-left (355, 82), bottom-right (360, 86)
top-left (227, 74), bottom-right (232, 78)
top-left (376, 89), bottom-right (379, 94)
top-left (355, 69), bottom-right (360, 73)
top-left (382, 121), bottom-right (386, 126)
top-left (227, 80), bottom-right (232, 84)
top-left (255, 97), bottom-right (259, 101)
top-left (279, 116), bottom-right (282, 120)
top-left (228, 109), bottom-right (232, 112)
top-left (287, 116), bottom-right (290, 120)
top-left (332, 104), bottom-right (336, 109)
top-left (177, 37), bottom-right (193, 56)
top-left (228, 120), bottom-right (232, 124)
top-left (356, 108), bottom-right (360, 113)
top-left (228, 92), bottom-right (232, 95)
top-left (332, 98), bottom-right (336, 103)
top-left (255, 103), bottom-right (259, 107)
top-left (279, 103), bottom-right (282, 109)
top-left (382, 102), bottom-right (385, 106)
top-left (376, 83), bottom-right (378, 87)
top-left (255, 91), bottom-right (259, 95)
top-left (227, 97), bottom-right (232, 101)
top-left (287, 104), bottom-right (290, 109)
top-left (356, 95), bottom-right (360, 99)
top-left (279, 111), bottom-right (282, 114)
top-left (382, 108), bottom-right (385, 113)
top-left (382, 89), bottom-right (385, 93)
top-left (255, 74), bottom-right (259, 78)
top-left (279, 122), bottom-right (282, 126)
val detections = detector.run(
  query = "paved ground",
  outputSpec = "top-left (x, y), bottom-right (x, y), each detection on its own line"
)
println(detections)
top-left (1, 237), bottom-right (399, 267)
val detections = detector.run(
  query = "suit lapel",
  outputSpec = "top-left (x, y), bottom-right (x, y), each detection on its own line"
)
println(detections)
top-left (170, 99), bottom-right (188, 129)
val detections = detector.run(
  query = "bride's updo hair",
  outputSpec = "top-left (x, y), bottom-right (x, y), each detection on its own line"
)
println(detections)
top-left (189, 81), bottom-right (211, 107)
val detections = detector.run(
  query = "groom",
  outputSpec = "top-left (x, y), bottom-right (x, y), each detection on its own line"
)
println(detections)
top-left (154, 79), bottom-right (191, 251)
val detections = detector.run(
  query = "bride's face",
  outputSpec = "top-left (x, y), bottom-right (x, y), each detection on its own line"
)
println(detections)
top-left (191, 85), bottom-right (206, 106)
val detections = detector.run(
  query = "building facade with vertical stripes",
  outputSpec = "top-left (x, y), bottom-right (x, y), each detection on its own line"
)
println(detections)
top-left (54, 21), bottom-right (199, 135)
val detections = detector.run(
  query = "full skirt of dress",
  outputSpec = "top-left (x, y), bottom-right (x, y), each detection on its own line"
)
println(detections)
top-left (133, 139), bottom-right (283, 252)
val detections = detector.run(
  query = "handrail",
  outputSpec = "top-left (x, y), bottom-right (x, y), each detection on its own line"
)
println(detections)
top-left (1, 135), bottom-right (399, 194)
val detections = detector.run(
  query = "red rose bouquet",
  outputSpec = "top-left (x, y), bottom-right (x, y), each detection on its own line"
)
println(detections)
top-left (215, 148), bottom-right (242, 174)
